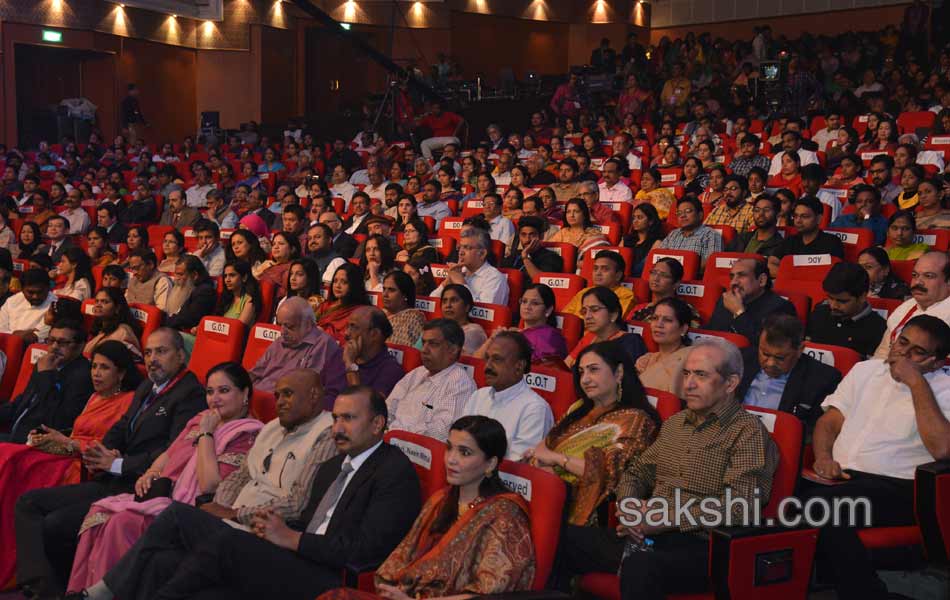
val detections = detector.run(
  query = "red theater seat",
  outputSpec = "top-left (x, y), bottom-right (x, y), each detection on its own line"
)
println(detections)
top-left (801, 342), bottom-right (861, 377)
top-left (242, 324), bottom-right (281, 372)
top-left (0, 334), bottom-right (25, 401)
top-left (537, 272), bottom-right (587, 308)
top-left (703, 252), bottom-right (761, 289)
top-left (645, 249), bottom-right (700, 281)
top-left (128, 303), bottom-right (164, 349)
top-left (11, 344), bottom-right (48, 401)
top-left (524, 363), bottom-right (574, 420)
top-left (385, 343), bottom-right (422, 372)
top-left (249, 389), bottom-right (276, 423)
top-left (384, 430), bottom-right (447, 501)
top-left (189, 317), bottom-right (247, 382)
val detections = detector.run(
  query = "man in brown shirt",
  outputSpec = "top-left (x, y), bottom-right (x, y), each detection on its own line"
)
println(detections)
top-left (551, 158), bottom-right (583, 203)
top-left (555, 338), bottom-right (779, 599)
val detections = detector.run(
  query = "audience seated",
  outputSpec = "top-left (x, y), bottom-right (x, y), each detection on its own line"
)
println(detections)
top-left (803, 315), bottom-right (950, 600)
top-left (485, 282), bottom-right (567, 363)
top-left (318, 211), bottom-right (358, 260)
top-left (164, 256), bottom-right (216, 343)
top-left (545, 198), bottom-right (609, 255)
top-left (386, 319), bottom-right (477, 441)
top-left (304, 223), bottom-right (346, 289)
top-left (622, 204), bottom-right (664, 277)
top-left (738, 313), bottom-right (842, 431)
top-left (829, 184), bottom-right (888, 245)
top-left (915, 176), bottom-right (950, 229)
top-left (704, 174), bottom-right (756, 234)
top-left (125, 249), bottom-right (171, 313)
top-left (873, 251), bottom-right (950, 358)
top-left (464, 331), bottom-right (553, 460)
top-left (255, 231), bottom-right (300, 299)
top-left (0, 268), bottom-right (56, 343)
top-left (190, 220), bottom-right (226, 278)
top-left (628, 257), bottom-right (701, 326)
top-left (633, 168), bottom-right (676, 220)
top-left (768, 196), bottom-right (845, 276)
top-left (85, 287), bottom-right (144, 359)
top-left (728, 133), bottom-right (770, 177)
top-left (526, 341), bottom-right (658, 525)
top-left (433, 228), bottom-right (509, 306)
top-left (805, 262), bottom-right (887, 357)
top-left (566, 250), bottom-right (635, 317)
top-left (708, 258), bottom-right (796, 343)
top-left (14, 328), bottom-right (206, 600)
top-left (44, 215), bottom-right (74, 265)
top-left (315, 262), bottom-right (370, 346)
top-left (658, 195), bottom-right (722, 268)
top-left (251, 297), bottom-right (345, 406)
top-left (380, 271), bottom-right (425, 348)
top-left (556, 339), bottom-right (778, 598)
top-left (567, 286), bottom-right (647, 369)
top-left (64, 369), bottom-right (349, 600)
top-left (320, 415), bottom-right (534, 600)
top-left (858, 246), bottom-right (912, 300)
top-left (884, 209), bottom-right (930, 261)
top-left (157, 230), bottom-right (185, 275)
top-left (67, 362), bottom-right (263, 592)
top-left (216, 259), bottom-right (260, 328)
top-left (635, 297), bottom-right (694, 393)
top-left (56, 247), bottom-right (94, 302)
top-left (501, 216), bottom-right (564, 283)
top-left (158, 190), bottom-right (200, 230)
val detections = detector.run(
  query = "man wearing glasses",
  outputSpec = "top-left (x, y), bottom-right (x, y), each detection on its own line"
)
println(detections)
top-left (804, 314), bottom-right (950, 599)
top-left (704, 174), bottom-right (756, 234)
top-left (0, 319), bottom-right (92, 444)
top-left (657, 195), bottom-right (722, 271)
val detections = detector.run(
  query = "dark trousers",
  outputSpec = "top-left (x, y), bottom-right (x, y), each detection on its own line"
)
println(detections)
top-left (553, 524), bottom-right (709, 600)
top-left (103, 501), bottom-right (231, 600)
top-left (799, 471), bottom-right (915, 600)
top-left (152, 525), bottom-right (341, 600)
top-left (15, 479), bottom-right (128, 598)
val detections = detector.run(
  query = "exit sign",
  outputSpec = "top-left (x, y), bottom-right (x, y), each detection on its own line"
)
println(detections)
top-left (42, 30), bottom-right (63, 43)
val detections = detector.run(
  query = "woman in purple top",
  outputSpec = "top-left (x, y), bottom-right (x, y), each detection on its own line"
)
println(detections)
top-left (475, 283), bottom-right (567, 364)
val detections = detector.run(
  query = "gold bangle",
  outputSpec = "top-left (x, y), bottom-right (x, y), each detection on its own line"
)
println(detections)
top-left (561, 454), bottom-right (570, 468)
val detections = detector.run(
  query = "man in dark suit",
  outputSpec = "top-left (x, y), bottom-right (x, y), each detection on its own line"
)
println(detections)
top-left (15, 328), bottom-right (205, 599)
top-left (737, 313), bottom-right (842, 432)
top-left (319, 211), bottom-right (358, 260)
top-left (43, 216), bottom-right (75, 265)
top-left (707, 258), bottom-right (797, 347)
top-left (73, 385), bottom-right (421, 600)
top-left (0, 320), bottom-right (92, 443)
top-left (241, 189), bottom-right (276, 231)
top-left (97, 203), bottom-right (128, 246)
top-left (158, 189), bottom-right (201, 231)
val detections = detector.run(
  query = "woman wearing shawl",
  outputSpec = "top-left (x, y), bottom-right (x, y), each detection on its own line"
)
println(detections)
top-left (319, 416), bottom-right (534, 600)
top-left (523, 341), bottom-right (658, 526)
top-left (66, 362), bottom-right (262, 592)
top-left (0, 341), bottom-right (141, 588)
top-left (314, 262), bottom-right (370, 346)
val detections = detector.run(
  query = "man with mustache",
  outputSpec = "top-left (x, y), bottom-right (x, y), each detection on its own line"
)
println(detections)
top-left (806, 262), bottom-right (887, 357)
top-left (707, 258), bottom-right (796, 346)
top-left (462, 331), bottom-right (553, 460)
top-left (66, 369), bottom-right (340, 600)
top-left (873, 251), bottom-right (950, 359)
top-left (17, 328), bottom-right (205, 600)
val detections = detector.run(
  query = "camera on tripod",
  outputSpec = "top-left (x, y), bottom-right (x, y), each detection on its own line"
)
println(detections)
top-left (757, 59), bottom-right (786, 109)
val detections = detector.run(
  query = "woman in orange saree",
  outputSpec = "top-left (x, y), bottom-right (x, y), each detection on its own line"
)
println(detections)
top-left (318, 416), bottom-right (535, 600)
top-left (314, 262), bottom-right (370, 346)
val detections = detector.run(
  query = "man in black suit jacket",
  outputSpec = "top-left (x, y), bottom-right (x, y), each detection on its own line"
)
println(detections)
top-left (0, 320), bottom-right (92, 443)
top-left (164, 256), bottom-right (217, 331)
top-left (319, 211), bottom-right (358, 259)
top-left (737, 314), bottom-right (842, 432)
top-left (706, 258), bottom-right (796, 346)
top-left (84, 385), bottom-right (421, 600)
top-left (15, 328), bottom-right (205, 599)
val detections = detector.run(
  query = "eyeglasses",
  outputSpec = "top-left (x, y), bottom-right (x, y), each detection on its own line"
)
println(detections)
top-left (579, 305), bottom-right (607, 316)
top-left (648, 269), bottom-right (673, 279)
top-left (48, 337), bottom-right (80, 347)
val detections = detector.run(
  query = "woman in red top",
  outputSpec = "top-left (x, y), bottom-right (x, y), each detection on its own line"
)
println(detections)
top-left (768, 150), bottom-right (804, 197)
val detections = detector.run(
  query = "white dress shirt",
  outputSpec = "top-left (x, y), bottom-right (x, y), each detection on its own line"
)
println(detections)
top-left (386, 363), bottom-right (477, 441)
top-left (768, 149), bottom-right (819, 176)
top-left (598, 180), bottom-right (633, 204)
top-left (873, 295), bottom-right (950, 359)
top-left (463, 380), bottom-right (554, 460)
top-left (61, 207), bottom-right (91, 235)
top-left (432, 262), bottom-right (510, 306)
top-left (185, 183), bottom-right (216, 209)
top-left (364, 183), bottom-right (387, 203)
top-left (0, 291), bottom-right (55, 341)
top-left (312, 439), bottom-right (383, 535)
top-left (332, 182), bottom-right (357, 209)
top-left (488, 215), bottom-right (515, 250)
top-left (822, 359), bottom-right (950, 479)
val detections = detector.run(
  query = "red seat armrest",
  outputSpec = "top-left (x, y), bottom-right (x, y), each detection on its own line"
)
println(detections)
top-left (916, 460), bottom-right (950, 564)
top-left (710, 527), bottom-right (818, 600)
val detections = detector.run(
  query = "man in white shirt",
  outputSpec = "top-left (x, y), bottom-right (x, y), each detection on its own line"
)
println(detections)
top-left (598, 158), bottom-right (633, 204)
top-left (60, 189), bottom-right (90, 236)
top-left (432, 228), bottom-right (510, 306)
top-left (362, 166), bottom-right (387, 204)
top-left (184, 167), bottom-right (215, 209)
top-left (768, 130), bottom-right (818, 176)
top-left (481, 192), bottom-right (515, 250)
top-left (387, 319), bottom-right (477, 441)
top-left (804, 314), bottom-right (950, 600)
top-left (611, 133), bottom-right (643, 172)
top-left (0, 268), bottom-right (55, 343)
top-left (873, 252), bottom-right (950, 358)
top-left (492, 151), bottom-right (515, 186)
top-left (463, 331), bottom-right (553, 459)
top-left (189, 220), bottom-right (226, 277)
top-left (810, 112), bottom-right (841, 152)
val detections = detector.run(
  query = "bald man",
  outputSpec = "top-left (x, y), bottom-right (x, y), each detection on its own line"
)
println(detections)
top-left (342, 307), bottom-right (405, 397)
top-left (73, 368), bottom-right (341, 600)
top-left (249, 297), bottom-right (346, 408)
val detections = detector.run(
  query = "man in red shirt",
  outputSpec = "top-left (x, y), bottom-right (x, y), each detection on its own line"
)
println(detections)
top-left (417, 101), bottom-right (465, 159)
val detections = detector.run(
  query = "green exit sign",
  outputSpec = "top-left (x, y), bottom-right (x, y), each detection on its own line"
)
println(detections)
top-left (42, 30), bottom-right (63, 43)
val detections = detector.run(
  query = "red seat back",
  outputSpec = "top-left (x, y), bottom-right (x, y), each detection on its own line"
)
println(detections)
top-left (541, 242), bottom-right (578, 272)
top-left (675, 279), bottom-right (722, 323)
top-left (580, 246), bottom-right (634, 280)
top-left (702, 252), bottom-right (761, 288)
top-left (501, 268), bottom-right (524, 319)
top-left (776, 254), bottom-right (841, 283)
top-left (915, 229), bottom-right (950, 252)
top-left (0, 334), bottom-right (25, 401)
top-left (687, 328), bottom-right (751, 348)
top-left (189, 317), bottom-right (247, 383)
top-left (414, 296), bottom-right (440, 320)
top-left (11, 344), bottom-right (48, 401)
top-left (242, 324), bottom-right (281, 372)
top-left (537, 272), bottom-right (587, 309)
top-left (801, 342), bottom-right (861, 377)
top-left (708, 224), bottom-right (737, 249)
top-left (869, 297), bottom-right (903, 320)
top-left (497, 459), bottom-right (567, 590)
top-left (890, 260), bottom-right (915, 286)
top-left (553, 312), bottom-right (583, 350)
top-left (458, 355), bottom-right (486, 388)
top-left (128, 303), bottom-right (164, 349)
top-left (644, 248), bottom-right (699, 281)
top-left (743, 406), bottom-right (804, 519)
top-left (823, 227), bottom-right (874, 263)
top-left (468, 302), bottom-right (511, 337)
top-left (385, 430), bottom-right (448, 501)
top-left (437, 217), bottom-right (465, 240)
top-left (524, 363), bottom-right (575, 420)
top-left (250, 389), bottom-right (276, 422)
top-left (644, 387), bottom-right (682, 421)
top-left (386, 343), bottom-right (422, 372)
top-left (257, 280), bottom-right (277, 323)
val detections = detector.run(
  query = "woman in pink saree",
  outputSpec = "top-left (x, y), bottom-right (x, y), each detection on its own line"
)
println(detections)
top-left (66, 362), bottom-right (263, 592)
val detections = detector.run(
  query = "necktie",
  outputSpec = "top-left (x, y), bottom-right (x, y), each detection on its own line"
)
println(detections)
top-left (129, 389), bottom-right (157, 431)
top-left (306, 461), bottom-right (354, 533)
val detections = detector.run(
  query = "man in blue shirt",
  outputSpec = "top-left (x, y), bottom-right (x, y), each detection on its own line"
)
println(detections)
top-left (830, 184), bottom-right (888, 245)
top-left (737, 313), bottom-right (841, 432)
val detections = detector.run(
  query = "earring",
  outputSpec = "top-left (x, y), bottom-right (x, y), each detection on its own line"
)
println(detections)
top-left (616, 380), bottom-right (623, 401)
